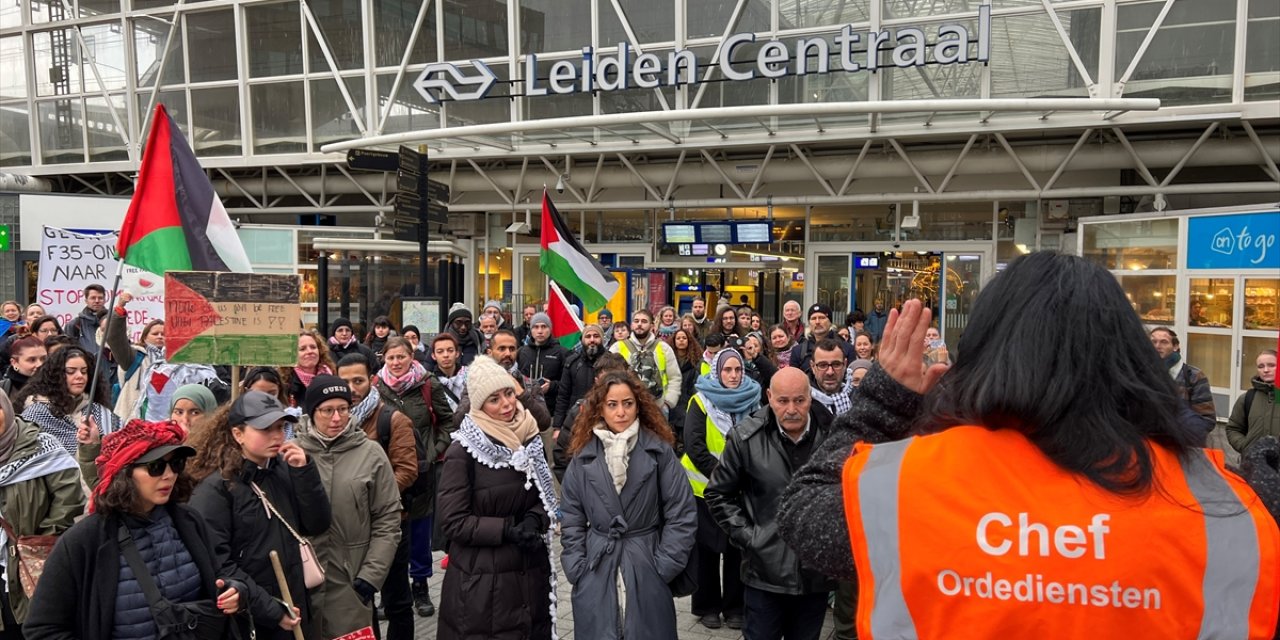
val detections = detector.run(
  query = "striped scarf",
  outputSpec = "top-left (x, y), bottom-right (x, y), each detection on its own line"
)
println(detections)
top-left (21, 399), bottom-right (122, 455)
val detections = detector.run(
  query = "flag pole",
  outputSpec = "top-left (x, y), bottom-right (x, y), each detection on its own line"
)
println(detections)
top-left (85, 258), bottom-right (126, 419)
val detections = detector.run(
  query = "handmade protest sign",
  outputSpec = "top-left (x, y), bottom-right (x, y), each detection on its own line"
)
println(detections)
top-left (165, 271), bottom-right (301, 365)
top-left (37, 226), bottom-right (165, 343)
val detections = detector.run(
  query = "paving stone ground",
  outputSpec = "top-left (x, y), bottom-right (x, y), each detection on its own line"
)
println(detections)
top-left (382, 546), bottom-right (844, 640)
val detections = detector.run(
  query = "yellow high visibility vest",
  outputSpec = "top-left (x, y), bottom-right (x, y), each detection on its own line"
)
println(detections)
top-left (679, 393), bottom-right (727, 498)
top-left (615, 340), bottom-right (668, 389)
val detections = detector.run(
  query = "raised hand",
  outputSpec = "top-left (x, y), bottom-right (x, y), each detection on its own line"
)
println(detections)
top-left (877, 299), bottom-right (950, 395)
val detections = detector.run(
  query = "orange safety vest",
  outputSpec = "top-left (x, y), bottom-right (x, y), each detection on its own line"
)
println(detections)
top-left (842, 426), bottom-right (1279, 640)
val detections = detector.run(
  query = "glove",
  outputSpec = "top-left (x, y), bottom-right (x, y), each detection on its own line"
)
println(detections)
top-left (1240, 436), bottom-right (1280, 519)
top-left (514, 513), bottom-right (545, 549)
top-left (352, 578), bottom-right (377, 606)
top-left (502, 517), bottom-right (525, 544)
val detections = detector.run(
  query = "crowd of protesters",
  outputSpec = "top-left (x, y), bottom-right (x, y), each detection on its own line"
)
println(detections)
top-left (0, 250), bottom-right (1278, 640)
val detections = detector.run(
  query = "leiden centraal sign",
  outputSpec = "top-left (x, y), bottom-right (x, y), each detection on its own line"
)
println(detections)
top-left (414, 6), bottom-right (992, 103)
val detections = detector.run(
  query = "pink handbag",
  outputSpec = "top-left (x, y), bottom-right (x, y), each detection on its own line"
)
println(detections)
top-left (250, 482), bottom-right (326, 588)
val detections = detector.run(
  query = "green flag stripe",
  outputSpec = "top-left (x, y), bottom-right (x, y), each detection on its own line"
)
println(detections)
top-left (558, 331), bottom-right (581, 350)
top-left (124, 226), bottom-right (193, 275)
top-left (540, 250), bottom-right (610, 311)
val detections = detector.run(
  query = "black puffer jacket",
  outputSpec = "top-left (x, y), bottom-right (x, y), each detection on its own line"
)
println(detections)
top-left (188, 456), bottom-right (333, 637)
top-left (329, 339), bottom-right (377, 372)
top-left (705, 403), bottom-right (835, 595)
top-left (553, 348), bottom-right (599, 430)
top-left (517, 340), bottom-right (568, 420)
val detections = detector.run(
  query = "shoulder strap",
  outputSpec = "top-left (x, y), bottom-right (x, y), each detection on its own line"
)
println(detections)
top-left (1242, 388), bottom-right (1257, 423)
top-left (377, 407), bottom-right (393, 451)
top-left (249, 482), bottom-right (309, 546)
top-left (420, 377), bottom-right (437, 428)
top-left (117, 523), bottom-right (167, 610)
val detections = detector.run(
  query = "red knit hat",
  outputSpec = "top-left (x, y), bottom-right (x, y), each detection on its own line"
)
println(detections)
top-left (91, 419), bottom-right (193, 513)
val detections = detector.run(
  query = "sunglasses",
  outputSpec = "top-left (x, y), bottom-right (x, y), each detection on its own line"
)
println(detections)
top-left (133, 456), bottom-right (187, 478)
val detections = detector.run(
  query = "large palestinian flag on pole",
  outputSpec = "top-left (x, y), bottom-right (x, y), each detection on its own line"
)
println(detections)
top-left (117, 104), bottom-right (252, 275)
top-left (547, 281), bottom-right (584, 349)
top-left (539, 190), bottom-right (619, 312)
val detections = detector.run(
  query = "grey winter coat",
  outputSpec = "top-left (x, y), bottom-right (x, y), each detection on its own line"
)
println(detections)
top-left (560, 426), bottom-right (697, 640)
top-left (293, 418), bottom-right (402, 639)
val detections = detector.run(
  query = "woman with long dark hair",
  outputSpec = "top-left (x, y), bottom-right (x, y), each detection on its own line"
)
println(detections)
top-left (25, 420), bottom-right (250, 640)
top-left (14, 347), bottom-right (120, 456)
top-left (780, 252), bottom-right (1280, 637)
top-left (670, 328), bottom-right (703, 444)
top-left (364, 316), bottom-right (397, 365)
top-left (188, 393), bottom-right (331, 638)
top-left (560, 371), bottom-right (696, 639)
top-left (768, 324), bottom-right (795, 368)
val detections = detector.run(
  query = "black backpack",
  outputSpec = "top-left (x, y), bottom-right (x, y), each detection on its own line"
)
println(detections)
top-left (376, 406), bottom-right (433, 500)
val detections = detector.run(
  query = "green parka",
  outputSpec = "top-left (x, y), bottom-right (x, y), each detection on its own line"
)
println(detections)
top-left (0, 418), bottom-right (85, 627)
top-left (293, 416), bottom-right (402, 640)
top-left (1226, 377), bottom-right (1280, 454)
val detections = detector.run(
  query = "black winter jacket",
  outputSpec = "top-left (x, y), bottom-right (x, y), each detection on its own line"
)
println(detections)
top-left (705, 403), bottom-right (835, 595)
top-left (553, 348), bottom-right (599, 430)
top-left (188, 456), bottom-right (333, 636)
top-left (517, 340), bottom-right (568, 420)
top-left (330, 340), bottom-right (377, 372)
top-left (788, 335), bottom-right (855, 374)
top-left (25, 503), bottom-right (251, 640)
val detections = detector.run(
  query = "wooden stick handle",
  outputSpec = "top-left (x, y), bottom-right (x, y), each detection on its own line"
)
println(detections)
top-left (269, 550), bottom-right (306, 640)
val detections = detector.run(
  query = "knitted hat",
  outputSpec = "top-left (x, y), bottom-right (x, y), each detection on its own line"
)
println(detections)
top-left (169, 383), bottom-right (218, 415)
top-left (849, 359), bottom-right (873, 374)
top-left (530, 312), bottom-right (551, 328)
top-left (330, 317), bottom-right (353, 336)
top-left (807, 303), bottom-right (833, 320)
top-left (446, 304), bottom-right (473, 325)
top-left (466, 355), bottom-right (517, 407)
top-left (581, 323), bottom-right (603, 338)
top-left (302, 375), bottom-right (353, 418)
top-left (597, 309), bottom-right (613, 320)
top-left (92, 420), bottom-right (193, 512)
top-left (483, 300), bottom-right (504, 314)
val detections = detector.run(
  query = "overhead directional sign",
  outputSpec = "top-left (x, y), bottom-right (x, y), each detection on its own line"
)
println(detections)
top-left (413, 60), bottom-right (499, 104)
top-left (392, 146), bottom-right (449, 241)
top-left (346, 148), bottom-right (399, 172)
top-left (165, 272), bottom-right (302, 366)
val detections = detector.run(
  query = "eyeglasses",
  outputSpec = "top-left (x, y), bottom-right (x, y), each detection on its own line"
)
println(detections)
top-left (315, 406), bottom-right (351, 418)
top-left (813, 361), bottom-right (846, 372)
top-left (134, 456), bottom-right (187, 478)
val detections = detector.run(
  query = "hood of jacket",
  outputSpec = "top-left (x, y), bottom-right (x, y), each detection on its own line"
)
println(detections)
top-left (1251, 376), bottom-right (1276, 394)
top-left (6, 417), bottom-right (43, 462)
top-left (294, 415), bottom-right (367, 453)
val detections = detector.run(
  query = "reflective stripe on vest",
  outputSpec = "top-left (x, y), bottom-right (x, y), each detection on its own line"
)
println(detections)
top-left (679, 394), bottom-right (726, 498)
top-left (841, 427), bottom-right (1280, 640)
top-left (616, 340), bottom-right (668, 389)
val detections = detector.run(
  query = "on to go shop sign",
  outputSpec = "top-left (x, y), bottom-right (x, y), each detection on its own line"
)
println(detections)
top-left (415, 6), bottom-right (992, 103)
top-left (1186, 211), bottom-right (1279, 270)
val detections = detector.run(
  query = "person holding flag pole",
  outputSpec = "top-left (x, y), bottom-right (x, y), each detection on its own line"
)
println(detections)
top-left (83, 103), bottom-right (253, 428)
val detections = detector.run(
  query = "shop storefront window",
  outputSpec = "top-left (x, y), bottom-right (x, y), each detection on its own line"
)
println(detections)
top-left (1189, 278), bottom-right (1234, 328)
top-left (1082, 218), bottom-right (1179, 271)
top-left (1244, 278), bottom-right (1279, 331)
top-left (1114, 274), bottom-right (1176, 326)
top-left (1186, 332), bottom-right (1232, 391)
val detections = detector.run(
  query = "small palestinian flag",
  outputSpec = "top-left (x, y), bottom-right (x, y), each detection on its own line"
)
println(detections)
top-left (117, 103), bottom-right (251, 275)
top-left (548, 281), bottom-right (584, 349)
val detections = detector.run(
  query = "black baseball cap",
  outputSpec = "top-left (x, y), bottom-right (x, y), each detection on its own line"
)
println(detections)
top-left (136, 443), bottom-right (197, 463)
top-left (229, 391), bottom-right (298, 429)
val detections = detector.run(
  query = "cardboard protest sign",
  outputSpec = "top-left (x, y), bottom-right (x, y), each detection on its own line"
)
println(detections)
top-left (165, 272), bottom-right (301, 365)
top-left (36, 226), bottom-right (165, 343)
top-left (332, 628), bottom-right (376, 640)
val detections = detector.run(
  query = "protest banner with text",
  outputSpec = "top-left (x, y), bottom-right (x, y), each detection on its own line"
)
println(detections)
top-left (36, 226), bottom-right (165, 343)
top-left (165, 271), bottom-right (301, 365)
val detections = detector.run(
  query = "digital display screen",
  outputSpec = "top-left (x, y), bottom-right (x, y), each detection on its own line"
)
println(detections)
top-left (699, 224), bottom-right (732, 243)
top-left (664, 224), bottom-right (696, 244)
top-left (856, 257), bottom-right (880, 268)
top-left (690, 243), bottom-right (709, 256)
top-left (735, 222), bottom-right (772, 243)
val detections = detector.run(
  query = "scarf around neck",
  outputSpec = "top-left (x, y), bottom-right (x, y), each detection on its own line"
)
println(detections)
top-left (329, 335), bottom-right (357, 349)
top-left (351, 385), bottom-right (382, 426)
top-left (811, 374), bottom-right (856, 415)
top-left (593, 419), bottom-right (640, 494)
top-left (378, 360), bottom-right (427, 395)
top-left (467, 405), bottom-right (539, 451)
top-left (694, 350), bottom-right (761, 423)
top-left (295, 364), bottom-right (332, 389)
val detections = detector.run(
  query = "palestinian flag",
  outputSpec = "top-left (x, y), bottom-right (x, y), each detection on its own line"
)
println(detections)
top-left (539, 191), bottom-right (619, 312)
top-left (117, 104), bottom-right (252, 275)
top-left (548, 281), bottom-right (584, 349)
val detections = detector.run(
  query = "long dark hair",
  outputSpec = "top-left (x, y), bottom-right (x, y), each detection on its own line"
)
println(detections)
top-left (187, 404), bottom-right (243, 484)
top-left (13, 347), bottom-right (111, 416)
top-left (921, 252), bottom-right (1197, 495)
top-left (672, 329), bottom-right (702, 367)
top-left (568, 371), bottom-right (674, 456)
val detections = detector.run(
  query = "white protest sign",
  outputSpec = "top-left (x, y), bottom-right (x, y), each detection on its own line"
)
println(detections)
top-left (36, 226), bottom-right (165, 343)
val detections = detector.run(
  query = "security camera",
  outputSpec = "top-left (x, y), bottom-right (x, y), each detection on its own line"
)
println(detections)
top-left (555, 174), bottom-right (567, 194)
top-left (892, 242), bottom-right (901, 249)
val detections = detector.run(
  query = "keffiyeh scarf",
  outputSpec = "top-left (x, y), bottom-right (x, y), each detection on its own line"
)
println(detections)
top-left (350, 385), bottom-right (382, 426)
top-left (22, 398), bottom-right (121, 455)
top-left (810, 375), bottom-right (856, 416)
top-left (436, 366), bottom-right (467, 410)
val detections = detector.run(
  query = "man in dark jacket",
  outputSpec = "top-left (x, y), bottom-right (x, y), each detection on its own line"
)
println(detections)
top-left (450, 330), bottom-right (551, 433)
top-left (329, 318), bottom-right (377, 371)
top-left (809, 339), bottom-right (857, 418)
top-left (1150, 327), bottom-right (1216, 438)
top-left (443, 304), bottom-right (484, 367)
top-left (66, 284), bottom-right (108, 357)
top-left (705, 367), bottom-right (835, 640)
top-left (518, 313), bottom-right (568, 424)
top-left (552, 323), bottom-right (604, 434)
top-left (515, 304), bottom-right (536, 346)
top-left (789, 304), bottom-right (854, 374)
